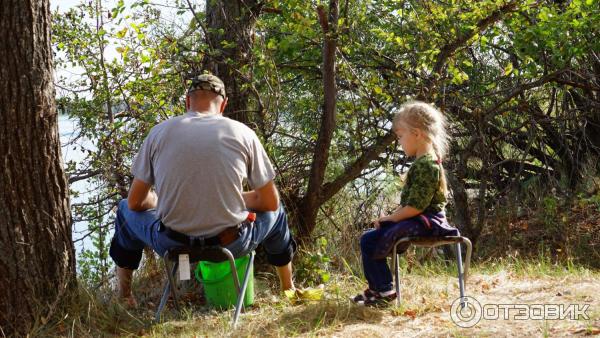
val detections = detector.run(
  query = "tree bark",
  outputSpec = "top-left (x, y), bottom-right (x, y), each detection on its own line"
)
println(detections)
top-left (296, 0), bottom-right (339, 239)
top-left (447, 158), bottom-right (474, 242)
top-left (0, 1), bottom-right (76, 335)
top-left (204, 0), bottom-right (262, 125)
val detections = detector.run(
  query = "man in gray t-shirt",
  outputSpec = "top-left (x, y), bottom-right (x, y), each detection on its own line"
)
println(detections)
top-left (110, 74), bottom-right (296, 306)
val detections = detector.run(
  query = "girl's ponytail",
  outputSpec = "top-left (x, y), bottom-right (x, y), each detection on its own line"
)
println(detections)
top-left (432, 144), bottom-right (448, 196)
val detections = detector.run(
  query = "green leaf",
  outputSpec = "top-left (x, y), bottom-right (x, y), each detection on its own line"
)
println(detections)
top-left (480, 35), bottom-right (489, 46)
top-left (504, 63), bottom-right (513, 76)
top-left (116, 27), bottom-right (128, 38)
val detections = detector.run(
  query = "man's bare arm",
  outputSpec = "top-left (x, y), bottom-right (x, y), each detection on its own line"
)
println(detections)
top-left (243, 180), bottom-right (279, 212)
top-left (127, 178), bottom-right (158, 211)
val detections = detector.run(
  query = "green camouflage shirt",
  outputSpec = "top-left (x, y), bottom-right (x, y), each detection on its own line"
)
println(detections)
top-left (400, 153), bottom-right (447, 213)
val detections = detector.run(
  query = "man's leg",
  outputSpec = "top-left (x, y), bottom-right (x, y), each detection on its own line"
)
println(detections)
top-left (242, 205), bottom-right (296, 291)
top-left (116, 266), bottom-right (136, 306)
top-left (276, 262), bottom-right (294, 291)
top-left (109, 199), bottom-right (162, 303)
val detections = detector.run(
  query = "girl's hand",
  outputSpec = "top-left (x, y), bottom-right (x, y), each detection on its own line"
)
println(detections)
top-left (372, 215), bottom-right (389, 229)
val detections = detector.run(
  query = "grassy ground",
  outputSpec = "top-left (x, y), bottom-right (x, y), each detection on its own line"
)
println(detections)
top-left (36, 258), bottom-right (600, 337)
top-left (34, 193), bottom-right (600, 337)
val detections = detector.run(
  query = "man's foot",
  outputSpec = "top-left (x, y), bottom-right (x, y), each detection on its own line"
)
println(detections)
top-left (116, 267), bottom-right (137, 308)
top-left (119, 295), bottom-right (138, 309)
top-left (276, 262), bottom-right (294, 292)
top-left (284, 284), bottom-right (324, 302)
top-left (351, 289), bottom-right (396, 307)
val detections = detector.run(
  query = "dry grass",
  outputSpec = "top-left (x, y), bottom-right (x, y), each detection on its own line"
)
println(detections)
top-left (34, 259), bottom-right (600, 337)
top-left (33, 191), bottom-right (600, 337)
top-left (152, 270), bottom-right (600, 337)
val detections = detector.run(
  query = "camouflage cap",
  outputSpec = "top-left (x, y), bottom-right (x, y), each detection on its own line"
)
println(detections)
top-left (187, 74), bottom-right (226, 98)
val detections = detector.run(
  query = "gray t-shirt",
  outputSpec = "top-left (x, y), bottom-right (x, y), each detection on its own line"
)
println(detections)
top-left (131, 111), bottom-right (276, 237)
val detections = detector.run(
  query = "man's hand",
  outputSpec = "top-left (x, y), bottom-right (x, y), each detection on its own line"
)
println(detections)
top-left (243, 180), bottom-right (279, 212)
top-left (127, 178), bottom-right (158, 211)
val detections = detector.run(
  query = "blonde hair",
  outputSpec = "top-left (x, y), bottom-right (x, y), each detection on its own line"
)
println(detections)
top-left (392, 101), bottom-right (450, 194)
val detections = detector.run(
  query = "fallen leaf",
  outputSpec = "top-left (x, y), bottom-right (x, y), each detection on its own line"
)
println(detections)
top-left (403, 309), bottom-right (417, 319)
top-left (284, 285), bottom-right (325, 303)
top-left (572, 327), bottom-right (600, 335)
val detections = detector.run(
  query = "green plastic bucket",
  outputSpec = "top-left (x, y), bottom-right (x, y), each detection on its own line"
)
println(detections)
top-left (195, 255), bottom-right (254, 309)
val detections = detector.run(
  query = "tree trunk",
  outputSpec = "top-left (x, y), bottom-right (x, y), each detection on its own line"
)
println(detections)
top-left (447, 156), bottom-right (476, 244)
top-left (0, 1), bottom-right (76, 335)
top-left (204, 0), bottom-right (262, 125)
top-left (296, 1), bottom-right (339, 240)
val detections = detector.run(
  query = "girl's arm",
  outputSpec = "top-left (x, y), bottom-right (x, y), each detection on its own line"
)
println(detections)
top-left (374, 205), bottom-right (422, 228)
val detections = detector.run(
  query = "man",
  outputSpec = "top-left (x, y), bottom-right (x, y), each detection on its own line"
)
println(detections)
top-left (109, 74), bottom-right (296, 305)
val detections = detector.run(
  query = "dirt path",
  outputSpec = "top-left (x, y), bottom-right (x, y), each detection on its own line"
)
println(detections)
top-left (332, 272), bottom-right (600, 337)
top-left (142, 270), bottom-right (599, 337)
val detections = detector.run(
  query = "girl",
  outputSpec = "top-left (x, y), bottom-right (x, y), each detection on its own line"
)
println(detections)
top-left (352, 101), bottom-right (459, 306)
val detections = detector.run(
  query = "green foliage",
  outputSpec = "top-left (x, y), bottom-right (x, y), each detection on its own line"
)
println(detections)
top-left (295, 237), bottom-right (331, 287)
top-left (53, 0), bottom-right (190, 282)
top-left (54, 0), bottom-right (600, 280)
top-left (542, 196), bottom-right (559, 218)
top-left (583, 193), bottom-right (600, 212)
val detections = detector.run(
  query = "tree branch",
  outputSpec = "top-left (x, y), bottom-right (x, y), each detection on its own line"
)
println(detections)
top-left (320, 131), bottom-right (396, 204)
top-left (68, 169), bottom-right (102, 184)
top-left (432, 1), bottom-right (519, 75)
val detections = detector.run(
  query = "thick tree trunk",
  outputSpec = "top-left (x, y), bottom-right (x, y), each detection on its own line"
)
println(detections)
top-left (204, 0), bottom-right (262, 125)
top-left (0, 1), bottom-right (76, 335)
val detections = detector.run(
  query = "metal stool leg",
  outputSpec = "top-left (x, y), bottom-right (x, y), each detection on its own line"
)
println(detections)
top-left (155, 252), bottom-right (179, 321)
top-left (166, 255), bottom-right (180, 311)
top-left (155, 278), bottom-right (171, 322)
top-left (220, 248), bottom-right (241, 293)
top-left (456, 243), bottom-right (466, 308)
top-left (461, 237), bottom-right (472, 282)
top-left (392, 245), bottom-right (401, 307)
top-left (232, 251), bottom-right (255, 328)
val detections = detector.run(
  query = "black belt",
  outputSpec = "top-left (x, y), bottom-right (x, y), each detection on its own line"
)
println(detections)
top-left (161, 222), bottom-right (244, 247)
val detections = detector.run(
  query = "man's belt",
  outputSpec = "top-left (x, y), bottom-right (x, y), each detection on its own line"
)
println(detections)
top-left (162, 212), bottom-right (256, 247)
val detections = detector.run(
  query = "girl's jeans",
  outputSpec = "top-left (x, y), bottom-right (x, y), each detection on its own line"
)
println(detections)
top-left (359, 212), bottom-right (458, 292)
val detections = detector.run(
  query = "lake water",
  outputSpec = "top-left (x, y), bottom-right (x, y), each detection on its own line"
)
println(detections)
top-left (59, 114), bottom-right (97, 256)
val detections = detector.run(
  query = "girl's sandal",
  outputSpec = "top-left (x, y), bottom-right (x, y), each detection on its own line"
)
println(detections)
top-left (363, 290), bottom-right (397, 307)
top-left (351, 288), bottom-right (379, 304)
